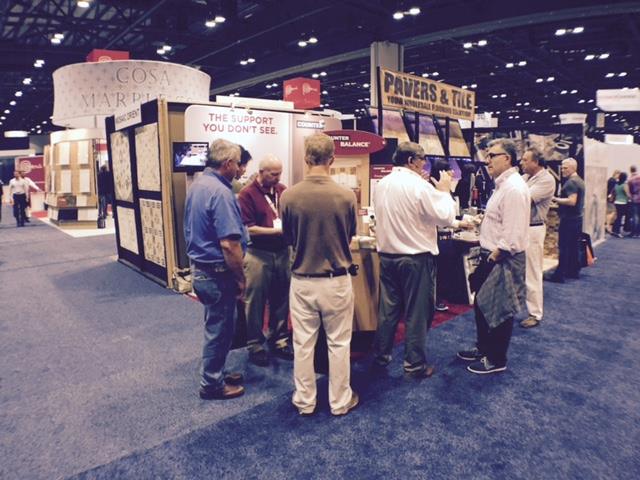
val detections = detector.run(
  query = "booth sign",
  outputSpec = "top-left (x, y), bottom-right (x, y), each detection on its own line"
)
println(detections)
top-left (283, 77), bottom-right (321, 109)
top-left (379, 68), bottom-right (476, 121)
top-left (15, 155), bottom-right (45, 190)
top-left (52, 60), bottom-right (211, 129)
top-left (86, 49), bottom-right (130, 63)
top-left (324, 130), bottom-right (386, 156)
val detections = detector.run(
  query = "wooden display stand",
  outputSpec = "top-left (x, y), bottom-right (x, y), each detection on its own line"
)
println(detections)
top-left (45, 129), bottom-right (101, 224)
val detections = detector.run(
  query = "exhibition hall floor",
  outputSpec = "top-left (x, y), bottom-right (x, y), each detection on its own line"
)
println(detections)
top-left (1, 206), bottom-right (638, 479)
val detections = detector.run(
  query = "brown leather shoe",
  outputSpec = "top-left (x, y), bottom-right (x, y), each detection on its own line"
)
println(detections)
top-left (224, 372), bottom-right (244, 385)
top-left (199, 384), bottom-right (245, 400)
top-left (405, 365), bottom-right (436, 379)
top-left (520, 316), bottom-right (540, 328)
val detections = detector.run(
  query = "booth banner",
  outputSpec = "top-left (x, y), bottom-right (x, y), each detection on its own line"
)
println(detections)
top-left (185, 105), bottom-right (292, 185)
top-left (325, 130), bottom-right (386, 155)
top-left (379, 68), bottom-right (476, 121)
top-left (283, 77), bottom-right (321, 109)
top-left (596, 88), bottom-right (640, 111)
top-left (53, 60), bottom-right (211, 129)
top-left (15, 155), bottom-right (45, 190)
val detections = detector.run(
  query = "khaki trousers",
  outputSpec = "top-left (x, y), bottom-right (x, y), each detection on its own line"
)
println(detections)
top-left (289, 274), bottom-right (354, 415)
top-left (525, 225), bottom-right (546, 320)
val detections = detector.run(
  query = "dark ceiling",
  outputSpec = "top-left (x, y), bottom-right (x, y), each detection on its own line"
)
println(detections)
top-left (1, 0), bottom-right (639, 140)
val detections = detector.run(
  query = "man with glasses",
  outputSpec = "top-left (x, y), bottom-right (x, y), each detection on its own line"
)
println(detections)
top-left (457, 139), bottom-right (530, 374)
top-left (373, 141), bottom-right (458, 378)
top-left (184, 139), bottom-right (249, 400)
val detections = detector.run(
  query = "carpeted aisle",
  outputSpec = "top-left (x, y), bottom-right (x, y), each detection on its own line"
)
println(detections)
top-left (2, 205), bottom-right (639, 479)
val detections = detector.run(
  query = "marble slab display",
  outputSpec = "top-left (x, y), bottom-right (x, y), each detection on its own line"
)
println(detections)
top-left (134, 123), bottom-right (161, 192)
top-left (110, 131), bottom-right (133, 202)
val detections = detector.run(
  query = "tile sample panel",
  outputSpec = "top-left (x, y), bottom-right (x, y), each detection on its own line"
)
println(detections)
top-left (116, 206), bottom-right (139, 254)
top-left (135, 123), bottom-right (161, 192)
top-left (110, 131), bottom-right (133, 202)
top-left (139, 198), bottom-right (166, 266)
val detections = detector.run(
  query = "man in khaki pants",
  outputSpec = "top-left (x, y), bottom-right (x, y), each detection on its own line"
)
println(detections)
top-left (520, 148), bottom-right (555, 328)
top-left (280, 133), bottom-right (359, 416)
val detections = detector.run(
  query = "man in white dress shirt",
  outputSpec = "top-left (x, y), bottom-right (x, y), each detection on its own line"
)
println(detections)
top-left (520, 148), bottom-right (555, 328)
top-left (9, 170), bottom-right (40, 227)
top-left (373, 141), bottom-right (459, 378)
top-left (457, 138), bottom-right (530, 374)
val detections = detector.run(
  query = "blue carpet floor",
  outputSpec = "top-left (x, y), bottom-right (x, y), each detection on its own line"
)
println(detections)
top-left (1, 205), bottom-right (639, 479)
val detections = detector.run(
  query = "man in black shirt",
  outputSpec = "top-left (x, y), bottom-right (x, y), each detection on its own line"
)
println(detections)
top-left (548, 158), bottom-right (585, 283)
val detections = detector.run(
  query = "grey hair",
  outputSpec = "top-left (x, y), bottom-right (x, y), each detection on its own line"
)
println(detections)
top-left (488, 138), bottom-right (519, 166)
top-left (206, 139), bottom-right (241, 169)
top-left (392, 141), bottom-right (425, 166)
top-left (562, 157), bottom-right (578, 170)
top-left (525, 147), bottom-right (546, 167)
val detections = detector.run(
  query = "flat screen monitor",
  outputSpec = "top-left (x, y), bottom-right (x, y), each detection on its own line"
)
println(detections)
top-left (173, 142), bottom-right (209, 173)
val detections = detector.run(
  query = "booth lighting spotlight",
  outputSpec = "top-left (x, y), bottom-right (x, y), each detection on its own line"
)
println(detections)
top-left (77, 1), bottom-right (90, 8)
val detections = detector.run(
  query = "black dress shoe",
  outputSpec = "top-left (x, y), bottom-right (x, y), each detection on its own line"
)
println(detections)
top-left (199, 384), bottom-right (245, 400)
top-left (249, 349), bottom-right (269, 367)
top-left (224, 372), bottom-right (243, 385)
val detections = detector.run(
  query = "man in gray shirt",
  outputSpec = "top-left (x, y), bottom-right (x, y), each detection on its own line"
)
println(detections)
top-left (520, 148), bottom-right (556, 328)
top-left (548, 158), bottom-right (585, 283)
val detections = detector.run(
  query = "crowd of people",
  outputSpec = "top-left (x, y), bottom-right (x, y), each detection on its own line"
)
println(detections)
top-left (607, 166), bottom-right (640, 238)
top-left (181, 133), bottom-right (603, 415)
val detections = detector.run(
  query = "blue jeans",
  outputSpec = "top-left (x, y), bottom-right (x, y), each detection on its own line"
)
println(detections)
top-left (192, 267), bottom-right (237, 390)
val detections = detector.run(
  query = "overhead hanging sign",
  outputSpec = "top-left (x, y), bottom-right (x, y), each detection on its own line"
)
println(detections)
top-left (324, 130), bottom-right (386, 155)
top-left (596, 88), bottom-right (640, 112)
top-left (52, 60), bottom-right (211, 129)
top-left (379, 68), bottom-right (476, 121)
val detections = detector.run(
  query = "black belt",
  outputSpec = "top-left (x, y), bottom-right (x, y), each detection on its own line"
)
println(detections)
top-left (294, 267), bottom-right (348, 278)
top-left (530, 222), bottom-right (544, 227)
top-left (192, 261), bottom-right (228, 273)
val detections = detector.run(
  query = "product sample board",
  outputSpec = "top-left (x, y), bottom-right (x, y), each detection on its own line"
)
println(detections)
top-left (45, 138), bottom-right (99, 222)
top-left (105, 100), bottom-right (171, 286)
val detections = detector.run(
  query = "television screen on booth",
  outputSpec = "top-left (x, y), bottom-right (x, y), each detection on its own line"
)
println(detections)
top-left (173, 142), bottom-right (209, 173)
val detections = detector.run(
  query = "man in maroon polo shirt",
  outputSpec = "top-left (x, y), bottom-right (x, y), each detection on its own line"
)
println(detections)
top-left (237, 154), bottom-right (294, 366)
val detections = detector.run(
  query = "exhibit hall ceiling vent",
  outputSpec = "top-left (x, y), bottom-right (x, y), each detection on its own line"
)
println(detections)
top-left (0, 0), bottom-right (639, 141)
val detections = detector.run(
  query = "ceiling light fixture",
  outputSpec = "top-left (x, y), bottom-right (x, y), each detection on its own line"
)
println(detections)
top-left (599, 53), bottom-right (610, 59)
top-left (15, 91), bottom-right (22, 97)
top-left (547, 76), bottom-right (555, 82)
top-left (584, 54), bottom-right (595, 61)
top-left (619, 72), bottom-right (627, 77)
top-left (536, 78), bottom-right (544, 83)
top-left (4, 109), bottom-right (10, 114)
top-left (573, 26), bottom-right (584, 34)
top-left (477, 39), bottom-right (487, 46)
top-left (518, 61), bottom-right (527, 66)
top-left (308, 36), bottom-right (318, 44)
top-left (506, 63), bottom-right (514, 68)
top-left (34, 59), bottom-right (44, 67)
top-left (77, 1), bottom-right (90, 7)
top-left (571, 89), bottom-right (578, 94)
top-left (555, 29), bottom-right (566, 36)
top-left (393, 11), bottom-right (404, 20)
top-left (215, 15), bottom-right (226, 23)
top-left (605, 73), bottom-right (615, 78)
top-left (463, 42), bottom-right (473, 49)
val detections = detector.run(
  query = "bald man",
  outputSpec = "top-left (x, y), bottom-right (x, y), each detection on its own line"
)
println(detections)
top-left (237, 155), bottom-right (294, 365)
top-left (548, 158), bottom-right (585, 283)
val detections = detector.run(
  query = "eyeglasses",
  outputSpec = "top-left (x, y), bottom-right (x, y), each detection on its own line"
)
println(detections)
top-left (486, 152), bottom-right (508, 160)
top-left (412, 155), bottom-right (426, 162)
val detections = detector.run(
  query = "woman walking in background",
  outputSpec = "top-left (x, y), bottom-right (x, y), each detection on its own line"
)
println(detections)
top-left (612, 172), bottom-right (630, 238)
